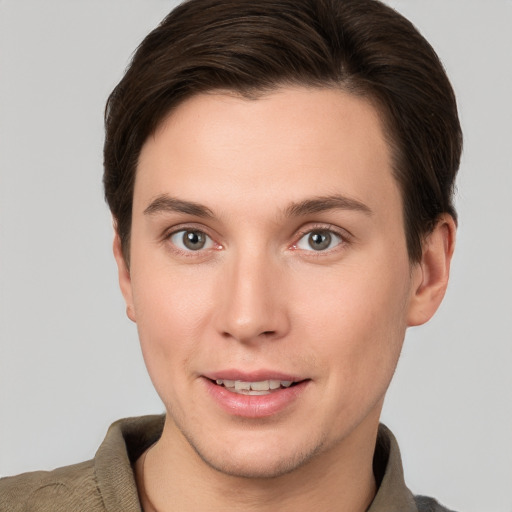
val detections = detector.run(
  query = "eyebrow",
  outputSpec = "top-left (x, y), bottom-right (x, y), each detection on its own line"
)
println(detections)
top-left (144, 195), bottom-right (214, 218)
top-left (143, 193), bottom-right (372, 219)
top-left (284, 195), bottom-right (373, 217)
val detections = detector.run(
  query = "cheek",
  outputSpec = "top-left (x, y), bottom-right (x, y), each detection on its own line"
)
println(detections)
top-left (129, 263), bottom-right (217, 381)
top-left (132, 254), bottom-right (214, 325)
top-left (293, 258), bottom-right (411, 374)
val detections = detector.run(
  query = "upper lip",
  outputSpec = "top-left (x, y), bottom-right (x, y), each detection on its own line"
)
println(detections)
top-left (204, 369), bottom-right (305, 382)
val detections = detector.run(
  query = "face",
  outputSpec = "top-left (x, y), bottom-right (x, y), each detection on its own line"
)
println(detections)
top-left (117, 87), bottom-right (425, 478)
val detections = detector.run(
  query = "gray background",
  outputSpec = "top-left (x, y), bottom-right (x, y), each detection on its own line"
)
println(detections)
top-left (1, 1), bottom-right (511, 511)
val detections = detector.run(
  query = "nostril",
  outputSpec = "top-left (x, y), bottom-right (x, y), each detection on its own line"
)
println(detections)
top-left (261, 330), bottom-right (276, 337)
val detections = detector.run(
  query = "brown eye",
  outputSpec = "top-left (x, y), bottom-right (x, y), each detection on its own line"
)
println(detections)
top-left (170, 230), bottom-right (213, 251)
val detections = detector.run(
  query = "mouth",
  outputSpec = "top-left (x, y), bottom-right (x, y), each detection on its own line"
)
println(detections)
top-left (212, 378), bottom-right (299, 396)
top-left (204, 373), bottom-right (309, 417)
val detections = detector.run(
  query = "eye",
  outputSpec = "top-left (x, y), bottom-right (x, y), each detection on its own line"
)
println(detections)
top-left (295, 229), bottom-right (343, 252)
top-left (169, 229), bottom-right (215, 251)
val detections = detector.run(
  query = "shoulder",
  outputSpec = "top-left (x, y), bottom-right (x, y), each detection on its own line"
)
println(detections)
top-left (415, 495), bottom-right (457, 512)
top-left (0, 459), bottom-right (106, 511)
top-left (0, 415), bottom-right (163, 512)
top-left (372, 424), bottom-right (458, 512)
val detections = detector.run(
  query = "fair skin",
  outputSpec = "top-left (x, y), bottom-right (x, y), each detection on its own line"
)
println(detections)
top-left (114, 87), bottom-right (455, 512)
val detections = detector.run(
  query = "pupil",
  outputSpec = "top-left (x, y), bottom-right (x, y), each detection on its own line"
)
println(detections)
top-left (309, 231), bottom-right (331, 250)
top-left (183, 231), bottom-right (205, 250)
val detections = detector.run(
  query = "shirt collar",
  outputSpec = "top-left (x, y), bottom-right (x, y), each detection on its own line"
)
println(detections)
top-left (95, 416), bottom-right (417, 512)
top-left (367, 424), bottom-right (418, 511)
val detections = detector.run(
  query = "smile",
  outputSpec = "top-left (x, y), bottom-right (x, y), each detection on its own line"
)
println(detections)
top-left (214, 379), bottom-right (294, 395)
top-left (205, 375), bottom-right (309, 418)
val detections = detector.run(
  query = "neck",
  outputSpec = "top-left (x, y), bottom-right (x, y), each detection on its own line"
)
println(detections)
top-left (135, 417), bottom-right (379, 512)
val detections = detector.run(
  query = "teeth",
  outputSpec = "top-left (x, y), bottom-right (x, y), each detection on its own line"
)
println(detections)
top-left (234, 381), bottom-right (251, 391)
top-left (214, 379), bottom-right (295, 394)
top-left (250, 381), bottom-right (270, 391)
top-left (216, 379), bottom-right (235, 387)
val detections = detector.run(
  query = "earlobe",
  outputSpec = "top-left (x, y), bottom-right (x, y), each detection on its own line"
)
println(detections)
top-left (113, 233), bottom-right (137, 323)
top-left (407, 214), bottom-right (456, 327)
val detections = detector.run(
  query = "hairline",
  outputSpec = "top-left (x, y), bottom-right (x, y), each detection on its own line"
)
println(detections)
top-left (121, 81), bottom-right (415, 266)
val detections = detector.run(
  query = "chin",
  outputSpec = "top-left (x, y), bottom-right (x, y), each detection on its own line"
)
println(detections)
top-left (182, 427), bottom-right (328, 479)
top-left (196, 448), bottom-right (320, 480)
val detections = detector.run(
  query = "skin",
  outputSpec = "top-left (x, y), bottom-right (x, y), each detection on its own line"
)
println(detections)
top-left (115, 87), bottom-right (455, 512)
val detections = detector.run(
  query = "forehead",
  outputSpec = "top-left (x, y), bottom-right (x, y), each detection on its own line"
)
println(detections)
top-left (135, 86), bottom-right (400, 218)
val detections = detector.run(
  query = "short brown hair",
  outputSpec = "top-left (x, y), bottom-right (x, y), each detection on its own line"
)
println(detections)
top-left (104, 0), bottom-right (462, 263)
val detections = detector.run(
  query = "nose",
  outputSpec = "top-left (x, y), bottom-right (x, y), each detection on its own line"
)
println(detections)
top-left (214, 250), bottom-right (290, 344)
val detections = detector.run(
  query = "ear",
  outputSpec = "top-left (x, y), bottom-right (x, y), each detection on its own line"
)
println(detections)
top-left (113, 232), bottom-right (136, 323)
top-left (407, 214), bottom-right (456, 326)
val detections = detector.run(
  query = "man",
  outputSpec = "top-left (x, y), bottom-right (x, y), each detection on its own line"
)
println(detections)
top-left (0, 0), bottom-right (461, 510)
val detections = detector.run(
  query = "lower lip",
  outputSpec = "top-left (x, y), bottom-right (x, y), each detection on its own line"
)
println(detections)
top-left (203, 378), bottom-right (309, 418)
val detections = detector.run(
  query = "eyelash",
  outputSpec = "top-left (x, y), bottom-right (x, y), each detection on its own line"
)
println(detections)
top-left (163, 225), bottom-right (222, 257)
top-left (162, 223), bottom-right (350, 257)
top-left (291, 224), bottom-right (350, 255)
